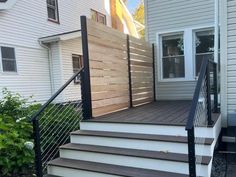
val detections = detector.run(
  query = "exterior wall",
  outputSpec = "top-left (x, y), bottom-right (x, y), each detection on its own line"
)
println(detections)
top-left (60, 38), bottom-right (82, 102)
top-left (0, 43), bottom-right (52, 103)
top-left (145, 0), bottom-right (215, 100)
top-left (0, 0), bottom-right (111, 102)
top-left (221, 0), bottom-right (236, 126)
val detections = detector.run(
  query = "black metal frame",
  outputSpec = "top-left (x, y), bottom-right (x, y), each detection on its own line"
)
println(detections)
top-left (127, 35), bottom-right (133, 108)
top-left (81, 16), bottom-right (93, 119)
top-left (31, 68), bottom-right (85, 177)
top-left (152, 44), bottom-right (156, 101)
top-left (185, 58), bottom-right (218, 177)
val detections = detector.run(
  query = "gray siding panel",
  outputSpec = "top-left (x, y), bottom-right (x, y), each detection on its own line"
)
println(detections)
top-left (227, 0), bottom-right (236, 113)
top-left (145, 0), bottom-right (215, 100)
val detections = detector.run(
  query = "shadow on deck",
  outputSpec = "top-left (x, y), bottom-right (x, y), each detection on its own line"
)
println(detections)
top-left (86, 100), bottom-right (220, 126)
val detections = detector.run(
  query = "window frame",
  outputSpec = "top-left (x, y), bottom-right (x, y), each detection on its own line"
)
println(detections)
top-left (91, 9), bottom-right (107, 25)
top-left (159, 32), bottom-right (186, 81)
top-left (47, 0), bottom-right (60, 23)
top-left (193, 28), bottom-right (215, 77)
top-left (72, 54), bottom-right (83, 84)
top-left (0, 46), bottom-right (18, 74)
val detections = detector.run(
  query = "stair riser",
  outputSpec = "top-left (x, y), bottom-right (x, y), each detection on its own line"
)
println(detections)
top-left (48, 166), bottom-right (122, 177)
top-left (70, 135), bottom-right (212, 156)
top-left (80, 122), bottom-right (215, 138)
top-left (60, 149), bottom-right (210, 176)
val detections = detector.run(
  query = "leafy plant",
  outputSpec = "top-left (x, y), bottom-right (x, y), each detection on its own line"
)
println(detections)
top-left (0, 89), bottom-right (38, 177)
top-left (0, 114), bottom-right (34, 177)
top-left (0, 89), bottom-right (82, 176)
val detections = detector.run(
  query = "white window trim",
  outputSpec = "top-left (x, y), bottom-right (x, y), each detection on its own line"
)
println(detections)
top-left (192, 28), bottom-right (215, 77)
top-left (0, 45), bottom-right (18, 75)
top-left (47, 0), bottom-right (59, 22)
top-left (156, 25), bottom-right (214, 82)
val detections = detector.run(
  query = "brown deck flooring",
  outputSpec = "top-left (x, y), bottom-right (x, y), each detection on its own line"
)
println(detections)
top-left (86, 101), bottom-right (220, 126)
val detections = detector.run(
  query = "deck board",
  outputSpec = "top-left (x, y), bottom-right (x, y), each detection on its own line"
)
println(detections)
top-left (85, 100), bottom-right (220, 126)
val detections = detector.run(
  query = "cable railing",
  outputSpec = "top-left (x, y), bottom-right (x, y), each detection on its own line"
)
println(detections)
top-left (185, 58), bottom-right (218, 177)
top-left (31, 68), bottom-right (85, 177)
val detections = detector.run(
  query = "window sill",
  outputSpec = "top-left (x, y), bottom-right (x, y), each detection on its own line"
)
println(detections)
top-left (0, 71), bottom-right (18, 75)
top-left (48, 18), bottom-right (60, 24)
top-left (158, 78), bottom-right (197, 82)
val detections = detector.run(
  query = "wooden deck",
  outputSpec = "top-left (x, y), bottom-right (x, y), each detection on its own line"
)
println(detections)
top-left (86, 100), bottom-right (220, 126)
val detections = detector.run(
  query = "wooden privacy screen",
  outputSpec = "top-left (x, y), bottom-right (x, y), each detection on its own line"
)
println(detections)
top-left (86, 19), bottom-right (130, 117)
top-left (85, 18), bottom-right (154, 117)
top-left (129, 36), bottom-right (154, 106)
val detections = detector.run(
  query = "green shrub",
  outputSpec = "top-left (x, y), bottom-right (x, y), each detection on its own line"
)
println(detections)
top-left (0, 89), bottom-right (41, 176)
top-left (0, 89), bottom-right (82, 176)
top-left (0, 115), bottom-right (34, 177)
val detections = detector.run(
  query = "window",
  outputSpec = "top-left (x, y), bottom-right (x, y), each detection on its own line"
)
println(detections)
top-left (47, 0), bottom-right (59, 22)
top-left (194, 30), bottom-right (214, 76)
top-left (1, 47), bottom-right (17, 72)
top-left (91, 9), bottom-right (106, 25)
top-left (161, 34), bottom-right (185, 79)
top-left (72, 55), bottom-right (83, 84)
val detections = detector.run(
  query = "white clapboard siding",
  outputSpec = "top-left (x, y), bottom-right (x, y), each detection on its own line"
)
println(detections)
top-left (0, 44), bottom-right (52, 103)
top-left (60, 38), bottom-right (82, 102)
top-left (145, 0), bottom-right (215, 100)
top-left (0, 0), bottom-right (111, 102)
top-left (227, 0), bottom-right (236, 113)
top-left (0, 0), bottom-right (111, 49)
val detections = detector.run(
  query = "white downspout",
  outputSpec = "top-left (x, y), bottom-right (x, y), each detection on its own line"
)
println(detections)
top-left (214, 0), bottom-right (219, 63)
top-left (38, 40), bottom-right (54, 95)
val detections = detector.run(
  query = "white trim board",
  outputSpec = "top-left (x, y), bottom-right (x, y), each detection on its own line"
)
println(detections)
top-left (156, 25), bottom-right (214, 82)
top-left (220, 0), bottom-right (228, 127)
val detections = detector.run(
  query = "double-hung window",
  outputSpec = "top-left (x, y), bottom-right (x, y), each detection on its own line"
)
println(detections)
top-left (194, 30), bottom-right (214, 76)
top-left (161, 34), bottom-right (185, 79)
top-left (72, 55), bottom-right (83, 84)
top-left (47, 0), bottom-right (59, 23)
top-left (1, 46), bottom-right (17, 72)
top-left (91, 9), bottom-right (107, 25)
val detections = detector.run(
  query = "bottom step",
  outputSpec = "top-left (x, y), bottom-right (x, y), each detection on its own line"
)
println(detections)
top-left (48, 158), bottom-right (188, 177)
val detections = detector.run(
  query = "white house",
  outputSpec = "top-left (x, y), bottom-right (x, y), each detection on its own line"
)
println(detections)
top-left (0, 0), bottom-right (138, 103)
top-left (144, 0), bottom-right (236, 127)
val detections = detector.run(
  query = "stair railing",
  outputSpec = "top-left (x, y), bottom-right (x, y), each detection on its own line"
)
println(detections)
top-left (185, 58), bottom-right (218, 177)
top-left (31, 67), bottom-right (91, 177)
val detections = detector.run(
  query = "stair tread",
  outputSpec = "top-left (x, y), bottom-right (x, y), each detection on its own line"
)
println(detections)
top-left (60, 143), bottom-right (211, 165)
top-left (71, 130), bottom-right (214, 145)
top-left (48, 158), bottom-right (189, 177)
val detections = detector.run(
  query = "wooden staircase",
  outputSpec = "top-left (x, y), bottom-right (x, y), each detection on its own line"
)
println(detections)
top-left (45, 115), bottom-right (221, 177)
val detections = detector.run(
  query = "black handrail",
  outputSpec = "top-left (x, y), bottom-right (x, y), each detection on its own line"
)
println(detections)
top-left (31, 68), bottom-right (84, 122)
top-left (185, 58), bottom-right (209, 130)
top-left (32, 68), bottom-right (84, 177)
top-left (185, 58), bottom-right (218, 177)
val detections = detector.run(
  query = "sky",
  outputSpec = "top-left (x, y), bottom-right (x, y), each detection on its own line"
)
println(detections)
top-left (127, 0), bottom-right (141, 13)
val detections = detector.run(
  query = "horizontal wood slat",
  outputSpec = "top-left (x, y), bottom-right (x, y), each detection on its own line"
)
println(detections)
top-left (129, 36), bottom-right (154, 106)
top-left (85, 18), bottom-right (154, 116)
top-left (87, 18), bottom-right (129, 117)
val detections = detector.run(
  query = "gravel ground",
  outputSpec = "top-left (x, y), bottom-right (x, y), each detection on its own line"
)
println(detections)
top-left (211, 152), bottom-right (227, 177)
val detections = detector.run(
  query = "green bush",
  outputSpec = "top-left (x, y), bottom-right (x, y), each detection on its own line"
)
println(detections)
top-left (0, 89), bottom-right (37, 177)
top-left (0, 89), bottom-right (82, 176)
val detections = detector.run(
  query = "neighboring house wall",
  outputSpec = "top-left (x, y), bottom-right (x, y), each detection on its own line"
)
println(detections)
top-left (221, 0), bottom-right (236, 126)
top-left (0, 44), bottom-right (52, 102)
top-left (60, 38), bottom-right (82, 102)
top-left (145, 0), bottom-right (215, 100)
top-left (0, 0), bottom-right (111, 102)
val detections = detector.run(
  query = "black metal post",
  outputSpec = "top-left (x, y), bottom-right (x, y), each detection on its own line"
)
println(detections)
top-left (127, 35), bottom-right (133, 108)
top-left (206, 60), bottom-right (213, 125)
top-left (152, 44), bottom-right (156, 101)
top-left (213, 63), bottom-right (218, 113)
top-left (33, 119), bottom-right (43, 177)
top-left (80, 16), bottom-right (92, 119)
top-left (187, 128), bottom-right (197, 177)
